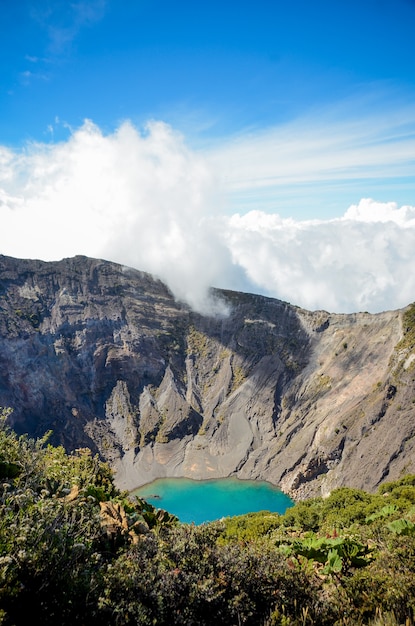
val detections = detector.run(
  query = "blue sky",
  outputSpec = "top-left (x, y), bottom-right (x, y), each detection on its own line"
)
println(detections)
top-left (2, 0), bottom-right (415, 217)
top-left (1, 0), bottom-right (415, 312)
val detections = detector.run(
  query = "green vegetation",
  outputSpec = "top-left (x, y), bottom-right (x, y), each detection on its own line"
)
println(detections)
top-left (186, 326), bottom-right (210, 358)
top-left (230, 363), bottom-right (247, 392)
top-left (392, 303), bottom-right (415, 374)
top-left (397, 303), bottom-right (415, 351)
top-left (1, 408), bottom-right (415, 625)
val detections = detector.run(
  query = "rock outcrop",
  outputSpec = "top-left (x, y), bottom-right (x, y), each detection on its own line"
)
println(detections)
top-left (0, 254), bottom-right (414, 498)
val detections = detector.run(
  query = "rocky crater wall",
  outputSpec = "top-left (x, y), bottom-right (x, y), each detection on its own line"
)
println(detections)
top-left (0, 254), bottom-right (414, 499)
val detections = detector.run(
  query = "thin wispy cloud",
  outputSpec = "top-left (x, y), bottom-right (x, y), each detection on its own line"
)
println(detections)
top-left (30, 0), bottom-right (108, 56)
top-left (19, 69), bottom-right (50, 85)
top-left (1, 118), bottom-right (414, 315)
top-left (207, 91), bottom-right (415, 215)
top-left (13, 1), bottom-right (108, 92)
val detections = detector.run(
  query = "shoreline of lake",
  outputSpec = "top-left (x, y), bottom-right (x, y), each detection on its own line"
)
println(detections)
top-left (132, 476), bottom-right (294, 525)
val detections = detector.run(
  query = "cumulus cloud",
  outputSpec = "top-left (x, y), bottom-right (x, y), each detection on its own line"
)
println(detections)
top-left (344, 198), bottom-right (415, 226)
top-left (0, 120), bottom-right (236, 314)
top-left (1, 120), bottom-right (415, 315)
top-left (221, 200), bottom-right (415, 313)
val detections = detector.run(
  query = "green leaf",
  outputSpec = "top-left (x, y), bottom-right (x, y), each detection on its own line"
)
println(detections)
top-left (322, 549), bottom-right (343, 574)
top-left (365, 504), bottom-right (399, 523)
top-left (387, 518), bottom-right (415, 536)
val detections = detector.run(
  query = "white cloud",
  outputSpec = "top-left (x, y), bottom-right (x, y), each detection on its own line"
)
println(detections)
top-left (343, 198), bottom-right (415, 226)
top-left (220, 200), bottom-right (415, 313)
top-left (206, 93), bottom-right (415, 216)
top-left (0, 119), bottom-right (233, 314)
top-left (1, 120), bottom-right (415, 315)
top-left (30, 0), bottom-right (108, 56)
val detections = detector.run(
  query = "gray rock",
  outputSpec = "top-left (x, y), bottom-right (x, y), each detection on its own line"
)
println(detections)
top-left (0, 254), bottom-right (414, 499)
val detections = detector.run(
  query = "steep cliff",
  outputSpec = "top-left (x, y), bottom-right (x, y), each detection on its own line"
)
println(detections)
top-left (0, 254), bottom-right (414, 498)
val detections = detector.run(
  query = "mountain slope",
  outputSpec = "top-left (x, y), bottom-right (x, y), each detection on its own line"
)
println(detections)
top-left (0, 254), bottom-right (414, 498)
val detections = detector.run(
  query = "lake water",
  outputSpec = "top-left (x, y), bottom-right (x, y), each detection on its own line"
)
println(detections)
top-left (133, 477), bottom-right (293, 525)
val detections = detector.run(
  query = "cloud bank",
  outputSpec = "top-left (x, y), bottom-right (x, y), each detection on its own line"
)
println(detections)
top-left (223, 201), bottom-right (415, 313)
top-left (1, 120), bottom-right (415, 314)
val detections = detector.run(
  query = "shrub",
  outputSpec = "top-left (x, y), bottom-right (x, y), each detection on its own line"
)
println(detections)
top-left (2, 408), bottom-right (415, 625)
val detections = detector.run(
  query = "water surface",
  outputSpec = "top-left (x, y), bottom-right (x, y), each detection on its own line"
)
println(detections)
top-left (133, 477), bottom-right (293, 525)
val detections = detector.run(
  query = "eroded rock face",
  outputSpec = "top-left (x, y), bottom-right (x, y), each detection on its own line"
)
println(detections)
top-left (0, 254), bottom-right (414, 498)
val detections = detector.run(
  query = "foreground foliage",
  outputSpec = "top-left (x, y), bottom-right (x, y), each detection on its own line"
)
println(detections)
top-left (1, 409), bottom-right (415, 625)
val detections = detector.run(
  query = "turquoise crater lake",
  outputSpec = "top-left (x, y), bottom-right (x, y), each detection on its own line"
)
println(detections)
top-left (133, 477), bottom-right (294, 525)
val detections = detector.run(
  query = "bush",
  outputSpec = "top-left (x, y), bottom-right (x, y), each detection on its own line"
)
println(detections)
top-left (2, 408), bottom-right (415, 625)
top-left (100, 524), bottom-right (329, 626)
top-left (0, 409), bottom-right (175, 625)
